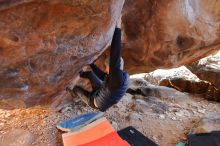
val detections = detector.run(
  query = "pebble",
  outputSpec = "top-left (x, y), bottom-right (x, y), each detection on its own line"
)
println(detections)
top-left (197, 109), bottom-right (206, 114)
top-left (159, 114), bottom-right (166, 119)
top-left (175, 111), bottom-right (184, 117)
top-left (171, 117), bottom-right (177, 121)
top-left (192, 110), bottom-right (197, 114)
top-left (61, 106), bottom-right (72, 113)
top-left (129, 113), bottom-right (143, 121)
top-left (152, 136), bottom-right (158, 143)
top-left (3, 113), bottom-right (11, 118)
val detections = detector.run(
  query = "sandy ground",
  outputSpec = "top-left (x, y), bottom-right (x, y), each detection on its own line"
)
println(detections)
top-left (0, 78), bottom-right (220, 146)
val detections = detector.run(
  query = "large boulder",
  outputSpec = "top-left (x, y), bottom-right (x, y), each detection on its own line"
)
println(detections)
top-left (145, 66), bottom-right (220, 102)
top-left (0, 0), bottom-right (125, 107)
top-left (1, 0), bottom-right (220, 108)
top-left (144, 66), bottom-right (199, 85)
top-left (188, 51), bottom-right (220, 90)
top-left (99, 0), bottom-right (220, 73)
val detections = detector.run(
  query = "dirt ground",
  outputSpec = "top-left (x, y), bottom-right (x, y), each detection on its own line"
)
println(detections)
top-left (0, 78), bottom-right (220, 146)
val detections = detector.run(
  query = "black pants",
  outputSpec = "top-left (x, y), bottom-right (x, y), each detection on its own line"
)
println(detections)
top-left (74, 28), bottom-right (123, 97)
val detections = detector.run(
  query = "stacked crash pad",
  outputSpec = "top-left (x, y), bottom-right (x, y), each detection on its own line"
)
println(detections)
top-left (57, 112), bottom-right (130, 146)
top-left (57, 112), bottom-right (159, 146)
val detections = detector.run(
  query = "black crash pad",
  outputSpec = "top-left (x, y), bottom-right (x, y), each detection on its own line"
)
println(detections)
top-left (118, 126), bottom-right (158, 146)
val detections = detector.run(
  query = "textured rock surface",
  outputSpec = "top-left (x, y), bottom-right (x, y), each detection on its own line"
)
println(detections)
top-left (0, 0), bottom-right (124, 107)
top-left (188, 51), bottom-right (220, 89)
top-left (192, 112), bottom-right (220, 134)
top-left (144, 66), bottom-right (220, 102)
top-left (0, 129), bottom-right (34, 146)
top-left (1, 0), bottom-right (220, 107)
top-left (159, 78), bottom-right (220, 102)
top-left (105, 0), bottom-right (220, 73)
top-left (144, 66), bottom-right (199, 85)
top-left (1, 76), bottom-right (220, 146)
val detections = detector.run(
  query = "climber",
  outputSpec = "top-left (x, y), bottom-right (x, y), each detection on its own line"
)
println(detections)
top-left (67, 16), bottom-right (129, 112)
